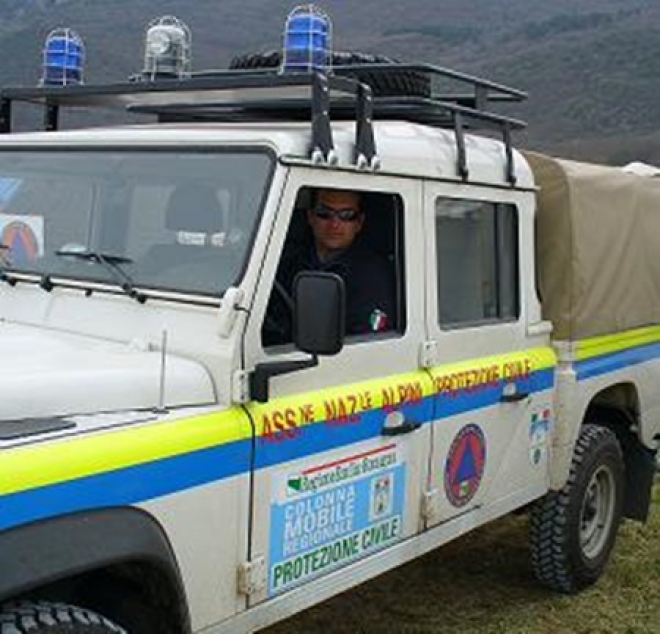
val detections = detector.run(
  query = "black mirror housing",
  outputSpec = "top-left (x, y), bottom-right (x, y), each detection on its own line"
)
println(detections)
top-left (293, 271), bottom-right (345, 356)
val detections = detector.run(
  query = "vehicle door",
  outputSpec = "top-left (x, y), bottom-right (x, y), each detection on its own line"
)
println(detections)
top-left (422, 182), bottom-right (556, 528)
top-left (242, 168), bottom-right (434, 604)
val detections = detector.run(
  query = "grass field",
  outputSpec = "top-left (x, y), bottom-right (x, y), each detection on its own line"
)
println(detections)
top-left (266, 483), bottom-right (660, 634)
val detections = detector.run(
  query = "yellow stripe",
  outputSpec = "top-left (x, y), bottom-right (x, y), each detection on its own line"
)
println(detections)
top-left (247, 347), bottom-right (557, 436)
top-left (0, 408), bottom-right (250, 496)
top-left (429, 346), bottom-right (555, 393)
top-left (248, 370), bottom-right (433, 433)
top-left (430, 346), bottom-right (556, 375)
top-left (2, 347), bottom-right (557, 497)
top-left (575, 326), bottom-right (660, 361)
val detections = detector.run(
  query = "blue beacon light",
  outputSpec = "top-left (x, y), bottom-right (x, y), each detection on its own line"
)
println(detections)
top-left (282, 4), bottom-right (332, 73)
top-left (41, 28), bottom-right (85, 86)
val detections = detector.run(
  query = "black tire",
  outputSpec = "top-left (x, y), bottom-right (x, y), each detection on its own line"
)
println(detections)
top-left (229, 50), bottom-right (431, 98)
top-left (0, 602), bottom-right (126, 633)
top-left (529, 424), bottom-right (625, 593)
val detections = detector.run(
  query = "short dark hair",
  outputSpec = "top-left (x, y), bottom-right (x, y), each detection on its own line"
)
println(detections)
top-left (312, 188), bottom-right (362, 210)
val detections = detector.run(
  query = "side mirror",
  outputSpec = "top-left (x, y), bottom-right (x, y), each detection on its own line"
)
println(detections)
top-left (249, 271), bottom-right (345, 404)
top-left (293, 271), bottom-right (345, 355)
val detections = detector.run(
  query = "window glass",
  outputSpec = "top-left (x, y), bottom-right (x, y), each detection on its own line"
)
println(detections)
top-left (435, 198), bottom-right (518, 328)
top-left (0, 150), bottom-right (272, 297)
top-left (262, 188), bottom-right (406, 348)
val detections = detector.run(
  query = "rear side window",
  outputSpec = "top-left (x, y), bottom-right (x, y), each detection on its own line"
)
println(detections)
top-left (435, 198), bottom-right (518, 328)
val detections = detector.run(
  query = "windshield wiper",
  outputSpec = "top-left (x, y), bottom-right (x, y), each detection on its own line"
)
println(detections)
top-left (55, 247), bottom-right (147, 303)
top-left (0, 244), bottom-right (50, 290)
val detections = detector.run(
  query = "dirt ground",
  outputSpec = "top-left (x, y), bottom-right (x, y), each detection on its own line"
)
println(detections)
top-left (264, 483), bottom-right (660, 634)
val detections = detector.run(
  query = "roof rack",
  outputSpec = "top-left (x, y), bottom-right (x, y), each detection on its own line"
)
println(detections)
top-left (0, 62), bottom-right (527, 184)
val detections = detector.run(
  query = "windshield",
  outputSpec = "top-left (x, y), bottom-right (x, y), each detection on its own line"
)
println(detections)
top-left (0, 149), bottom-right (273, 297)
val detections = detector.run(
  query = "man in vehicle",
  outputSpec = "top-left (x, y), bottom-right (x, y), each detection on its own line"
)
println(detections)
top-left (263, 188), bottom-right (395, 346)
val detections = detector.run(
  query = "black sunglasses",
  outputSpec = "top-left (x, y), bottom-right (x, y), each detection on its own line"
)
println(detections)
top-left (313, 203), bottom-right (362, 222)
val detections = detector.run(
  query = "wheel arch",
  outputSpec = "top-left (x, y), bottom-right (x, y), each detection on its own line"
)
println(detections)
top-left (0, 507), bottom-right (190, 633)
top-left (585, 383), bottom-right (656, 522)
top-left (587, 381), bottom-right (641, 423)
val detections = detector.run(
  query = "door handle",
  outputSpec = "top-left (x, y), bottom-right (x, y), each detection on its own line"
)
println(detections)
top-left (500, 385), bottom-right (530, 403)
top-left (381, 411), bottom-right (422, 436)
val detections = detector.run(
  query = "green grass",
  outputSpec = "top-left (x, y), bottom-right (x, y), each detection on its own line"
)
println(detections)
top-left (265, 483), bottom-right (660, 634)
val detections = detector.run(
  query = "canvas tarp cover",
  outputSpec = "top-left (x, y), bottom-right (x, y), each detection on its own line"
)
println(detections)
top-left (525, 151), bottom-right (660, 341)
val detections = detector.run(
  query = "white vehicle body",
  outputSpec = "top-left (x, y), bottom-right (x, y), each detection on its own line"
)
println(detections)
top-left (0, 75), bottom-right (658, 634)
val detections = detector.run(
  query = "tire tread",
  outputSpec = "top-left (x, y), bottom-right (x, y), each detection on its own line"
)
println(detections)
top-left (0, 602), bottom-right (126, 634)
top-left (529, 424), bottom-right (623, 593)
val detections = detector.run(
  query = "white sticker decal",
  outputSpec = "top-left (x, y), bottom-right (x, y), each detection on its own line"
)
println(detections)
top-left (0, 214), bottom-right (44, 263)
top-left (268, 444), bottom-right (406, 595)
top-left (530, 407), bottom-right (552, 466)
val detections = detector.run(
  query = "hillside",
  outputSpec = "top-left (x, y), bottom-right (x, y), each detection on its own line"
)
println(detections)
top-left (1, 0), bottom-right (660, 162)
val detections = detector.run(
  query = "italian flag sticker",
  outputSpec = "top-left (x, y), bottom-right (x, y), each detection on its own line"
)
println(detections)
top-left (369, 309), bottom-right (388, 332)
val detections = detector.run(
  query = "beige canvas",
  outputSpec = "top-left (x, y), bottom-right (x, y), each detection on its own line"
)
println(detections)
top-left (525, 151), bottom-right (660, 341)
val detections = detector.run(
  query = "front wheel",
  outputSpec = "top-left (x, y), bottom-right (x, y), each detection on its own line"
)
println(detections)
top-left (0, 602), bottom-right (126, 633)
top-left (529, 424), bottom-right (624, 593)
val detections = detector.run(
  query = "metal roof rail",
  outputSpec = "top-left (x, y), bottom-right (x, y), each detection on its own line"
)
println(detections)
top-left (0, 61), bottom-right (527, 182)
top-left (0, 71), bottom-right (378, 169)
top-left (331, 62), bottom-right (526, 184)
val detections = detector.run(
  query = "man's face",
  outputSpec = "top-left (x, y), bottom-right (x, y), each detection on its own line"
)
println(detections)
top-left (307, 189), bottom-right (364, 258)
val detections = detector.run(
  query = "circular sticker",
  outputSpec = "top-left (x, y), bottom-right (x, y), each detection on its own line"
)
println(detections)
top-left (1, 220), bottom-right (39, 263)
top-left (444, 424), bottom-right (487, 508)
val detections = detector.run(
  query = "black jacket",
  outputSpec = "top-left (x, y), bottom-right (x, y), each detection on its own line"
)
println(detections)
top-left (263, 241), bottom-right (395, 346)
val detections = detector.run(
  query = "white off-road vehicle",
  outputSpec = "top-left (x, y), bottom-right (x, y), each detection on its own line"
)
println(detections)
top-left (0, 19), bottom-right (658, 634)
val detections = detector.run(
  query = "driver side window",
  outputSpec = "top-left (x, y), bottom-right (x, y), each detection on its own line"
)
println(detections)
top-left (262, 187), bottom-right (406, 348)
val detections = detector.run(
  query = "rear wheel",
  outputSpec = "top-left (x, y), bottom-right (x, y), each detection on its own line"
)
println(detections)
top-left (529, 424), bottom-right (624, 593)
top-left (0, 602), bottom-right (126, 633)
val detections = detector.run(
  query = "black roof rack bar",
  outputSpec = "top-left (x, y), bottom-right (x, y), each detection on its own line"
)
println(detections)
top-left (192, 65), bottom-right (526, 110)
top-left (0, 72), bottom-right (362, 141)
top-left (131, 91), bottom-right (522, 182)
top-left (441, 92), bottom-right (523, 103)
top-left (332, 62), bottom-right (527, 102)
top-left (503, 122), bottom-right (516, 186)
top-left (131, 94), bottom-right (525, 132)
top-left (373, 96), bottom-right (526, 130)
top-left (474, 85), bottom-right (485, 112)
top-left (192, 64), bottom-right (526, 98)
top-left (355, 83), bottom-right (376, 168)
top-left (0, 98), bottom-right (11, 134)
top-left (44, 103), bottom-right (59, 132)
top-left (311, 72), bottom-right (333, 161)
top-left (0, 65), bottom-right (526, 182)
top-left (0, 63), bottom-right (526, 118)
top-left (453, 112), bottom-right (468, 181)
top-left (0, 72), bottom-right (377, 167)
top-left (1, 72), bottom-right (356, 103)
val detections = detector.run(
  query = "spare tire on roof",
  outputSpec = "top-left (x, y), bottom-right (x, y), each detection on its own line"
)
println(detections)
top-left (229, 50), bottom-right (431, 98)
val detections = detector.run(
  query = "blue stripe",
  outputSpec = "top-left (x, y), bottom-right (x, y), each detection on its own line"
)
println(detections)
top-left (255, 398), bottom-right (434, 469)
top-left (1, 368), bottom-right (555, 532)
top-left (0, 439), bottom-right (251, 531)
top-left (241, 367), bottom-right (555, 469)
top-left (436, 369), bottom-right (554, 419)
top-left (576, 341), bottom-right (660, 380)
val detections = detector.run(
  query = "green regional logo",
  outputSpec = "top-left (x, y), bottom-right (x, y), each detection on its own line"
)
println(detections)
top-left (286, 450), bottom-right (397, 497)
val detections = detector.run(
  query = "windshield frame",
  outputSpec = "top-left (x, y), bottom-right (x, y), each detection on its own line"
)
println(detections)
top-left (0, 143), bottom-right (276, 303)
